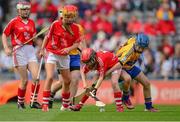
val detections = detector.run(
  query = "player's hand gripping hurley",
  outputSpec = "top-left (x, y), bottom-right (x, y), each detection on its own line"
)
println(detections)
top-left (89, 88), bottom-right (106, 107)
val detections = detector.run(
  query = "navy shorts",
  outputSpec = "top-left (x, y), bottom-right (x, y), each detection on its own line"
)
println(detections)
top-left (70, 55), bottom-right (80, 71)
top-left (125, 66), bottom-right (141, 79)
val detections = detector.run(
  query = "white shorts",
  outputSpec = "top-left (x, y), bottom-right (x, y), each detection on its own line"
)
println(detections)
top-left (13, 45), bottom-right (38, 67)
top-left (45, 51), bottom-right (70, 69)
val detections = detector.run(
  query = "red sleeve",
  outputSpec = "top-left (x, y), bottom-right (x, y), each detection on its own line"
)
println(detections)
top-left (3, 20), bottom-right (14, 36)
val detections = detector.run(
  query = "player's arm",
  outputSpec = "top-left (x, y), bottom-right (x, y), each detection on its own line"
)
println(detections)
top-left (80, 67), bottom-right (88, 89)
top-left (2, 20), bottom-right (13, 56)
top-left (39, 22), bottom-right (55, 56)
top-left (39, 35), bottom-right (48, 57)
top-left (91, 71), bottom-right (99, 84)
top-left (39, 24), bottom-right (53, 54)
top-left (105, 62), bottom-right (122, 76)
top-left (79, 38), bottom-right (86, 50)
top-left (90, 73), bottom-right (104, 96)
top-left (2, 33), bottom-right (12, 56)
top-left (94, 75), bottom-right (104, 89)
top-left (60, 42), bottom-right (80, 55)
top-left (40, 35), bottom-right (48, 49)
top-left (68, 42), bottom-right (79, 51)
top-left (2, 33), bottom-right (8, 49)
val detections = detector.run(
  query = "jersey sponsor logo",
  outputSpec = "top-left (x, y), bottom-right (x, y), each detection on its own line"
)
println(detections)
top-left (24, 32), bottom-right (30, 40)
top-left (52, 45), bottom-right (58, 49)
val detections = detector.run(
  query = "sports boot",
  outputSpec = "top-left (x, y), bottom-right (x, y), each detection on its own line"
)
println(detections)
top-left (18, 103), bottom-right (26, 110)
top-left (42, 104), bottom-right (49, 112)
top-left (145, 107), bottom-right (159, 112)
top-left (30, 102), bottom-right (42, 109)
top-left (49, 92), bottom-right (55, 108)
top-left (123, 99), bottom-right (135, 109)
top-left (116, 105), bottom-right (124, 112)
top-left (70, 104), bottom-right (82, 111)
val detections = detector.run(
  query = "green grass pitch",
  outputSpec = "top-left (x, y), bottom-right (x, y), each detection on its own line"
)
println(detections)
top-left (0, 102), bottom-right (180, 121)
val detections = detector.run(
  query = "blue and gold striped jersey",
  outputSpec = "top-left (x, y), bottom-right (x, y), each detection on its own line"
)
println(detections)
top-left (116, 37), bottom-right (141, 69)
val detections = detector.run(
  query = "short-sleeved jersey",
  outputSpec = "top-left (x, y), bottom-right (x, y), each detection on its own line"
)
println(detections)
top-left (3, 16), bottom-right (36, 47)
top-left (45, 20), bottom-right (80, 55)
top-left (82, 51), bottom-right (118, 76)
top-left (69, 24), bottom-right (84, 55)
top-left (116, 37), bottom-right (141, 69)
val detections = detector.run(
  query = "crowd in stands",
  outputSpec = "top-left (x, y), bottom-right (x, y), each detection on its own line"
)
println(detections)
top-left (0, 0), bottom-right (180, 81)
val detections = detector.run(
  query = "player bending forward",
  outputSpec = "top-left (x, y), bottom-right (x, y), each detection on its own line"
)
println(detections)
top-left (71, 48), bottom-right (132, 112)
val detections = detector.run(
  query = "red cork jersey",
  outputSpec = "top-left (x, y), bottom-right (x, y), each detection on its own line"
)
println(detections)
top-left (3, 16), bottom-right (36, 46)
top-left (45, 20), bottom-right (80, 55)
top-left (82, 51), bottom-right (119, 76)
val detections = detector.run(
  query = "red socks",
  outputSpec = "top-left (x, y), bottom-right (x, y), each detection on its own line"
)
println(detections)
top-left (31, 83), bottom-right (40, 103)
top-left (42, 91), bottom-right (51, 106)
top-left (114, 92), bottom-right (123, 107)
top-left (62, 92), bottom-right (70, 108)
top-left (18, 88), bottom-right (26, 104)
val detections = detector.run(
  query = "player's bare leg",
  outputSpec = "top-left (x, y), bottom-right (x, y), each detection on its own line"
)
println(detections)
top-left (42, 63), bottom-right (55, 112)
top-left (135, 71), bottom-right (159, 112)
top-left (49, 79), bottom-right (62, 108)
top-left (60, 69), bottom-right (71, 111)
top-left (111, 71), bottom-right (124, 112)
top-left (119, 70), bottom-right (134, 109)
top-left (70, 70), bottom-right (80, 98)
top-left (15, 66), bottom-right (28, 110)
top-left (28, 62), bottom-right (41, 109)
top-left (71, 71), bottom-right (124, 112)
top-left (70, 92), bottom-right (89, 111)
top-left (51, 80), bottom-right (63, 94)
top-left (49, 70), bottom-right (80, 108)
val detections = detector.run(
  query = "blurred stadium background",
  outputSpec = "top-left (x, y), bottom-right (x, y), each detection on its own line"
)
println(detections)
top-left (0, 0), bottom-right (180, 108)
